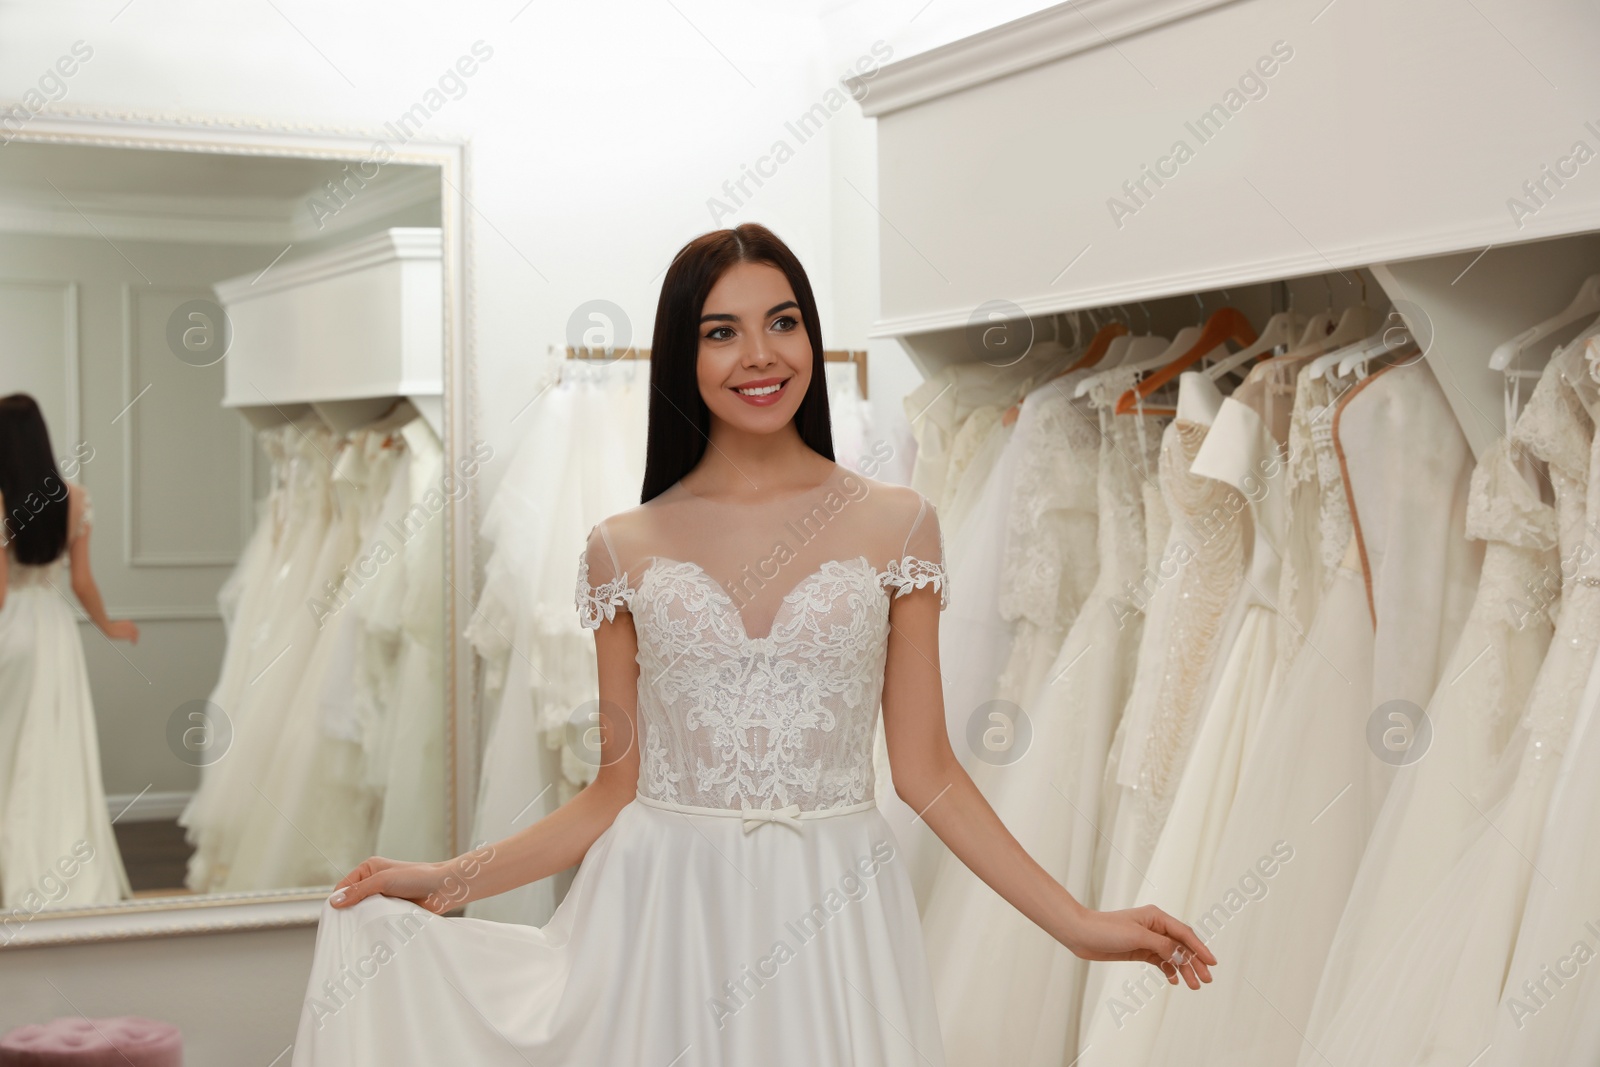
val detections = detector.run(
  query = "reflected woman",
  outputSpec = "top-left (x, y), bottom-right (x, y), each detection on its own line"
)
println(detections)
top-left (0, 393), bottom-right (136, 911)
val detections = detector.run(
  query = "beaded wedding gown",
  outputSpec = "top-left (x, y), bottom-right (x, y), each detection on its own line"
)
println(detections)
top-left (291, 464), bottom-right (951, 1066)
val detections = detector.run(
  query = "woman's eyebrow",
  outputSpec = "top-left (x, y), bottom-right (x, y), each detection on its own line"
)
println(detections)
top-left (699, 300), bottom-right (799, 324)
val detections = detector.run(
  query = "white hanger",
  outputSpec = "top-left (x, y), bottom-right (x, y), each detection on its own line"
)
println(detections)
top-left (1204, 308), bottom-right (1308, 380)
top-left (1306, 305), bottom-right (1380, 380)
top-left (1074, 325), bottom-right (1200, 397)
top-left (1489, 274), bottom-right (1600, 371)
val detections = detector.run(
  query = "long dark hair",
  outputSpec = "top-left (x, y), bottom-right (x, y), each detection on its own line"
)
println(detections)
top-left (0, 394), bottom-right (70, 565)
top-left (640, 223), bottom-right (834, 503)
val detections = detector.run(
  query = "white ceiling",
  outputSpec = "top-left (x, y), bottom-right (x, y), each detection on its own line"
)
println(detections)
top-left (0, 141), bottom-right (440, 244)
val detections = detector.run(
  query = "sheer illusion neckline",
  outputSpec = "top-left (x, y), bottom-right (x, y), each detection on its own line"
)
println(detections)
top-left (670, 462), bottom-right (848, 507)
top-left (638, 553), bottom-right (879, 643)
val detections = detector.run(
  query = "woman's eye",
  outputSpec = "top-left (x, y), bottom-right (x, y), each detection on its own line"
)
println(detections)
top-left (706, 326), bottom-right (734, 341)
top-left (771, 315), bottom-right (798, 332)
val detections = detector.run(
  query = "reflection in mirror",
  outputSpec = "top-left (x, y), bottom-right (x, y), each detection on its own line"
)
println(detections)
top-left (0, 142), bottom-right (450, 918)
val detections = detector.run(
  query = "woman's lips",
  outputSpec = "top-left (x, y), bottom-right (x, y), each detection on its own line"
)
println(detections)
top-left (730, 377), bottom-right (790, 407)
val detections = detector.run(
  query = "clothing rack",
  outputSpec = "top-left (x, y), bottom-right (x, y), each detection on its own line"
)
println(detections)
top-left (565, 345), bottom-right (869, 399)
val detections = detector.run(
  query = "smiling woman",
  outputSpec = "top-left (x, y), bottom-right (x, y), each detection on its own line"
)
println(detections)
top-left (640, 223), bottom-right (838, 503)
top-left (290, 221), bottom-right (1214, 1067)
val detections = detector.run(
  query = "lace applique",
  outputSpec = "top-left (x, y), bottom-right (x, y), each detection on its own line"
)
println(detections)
top-left (879, 554), bottom-right (950, 609)
top-left (999, 386), bottom-right (1102, 630)
top-left (1118, 419), bottom-right (1249, 851)
top-left (1511, 343), bottom-right (1594, 609)
top-left (575, 549), bottom-right (633, 630)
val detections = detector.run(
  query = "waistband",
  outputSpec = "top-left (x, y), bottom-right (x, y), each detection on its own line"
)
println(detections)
top-left (633, 791), bottom-right (877, 833)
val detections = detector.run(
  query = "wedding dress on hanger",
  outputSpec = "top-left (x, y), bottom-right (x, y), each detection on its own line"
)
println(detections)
top-left (874, 404), bottom-right (1024, 908)
top-left (918, 366), bottom-right (1161, 1065)
top-left (1488, 605), bottom-right (1600, 1063)
top-left (1091, 373), bottom-right (1241, 921)
top-left (0, 486), bottom-right (132, 907)
top-left (465, 359), bottom-right (650, 924)
top-left (1485, 345), bottom-right (1600, 1067)
top-left (1146, 357), bottom-right (1480, 1066)
top-left (1301, 337), bottom-right (1599, 1067)
top-left (372, 419), bottom-right (447, 863)
top-left (1080, 364), bottom-right (1295, 1065)
top-left (182, 422), bottom-right (339, 891)
top-left (1276, 365), bottom-right (1353, 670)
top-left (291, 464), bottom-right (950, 1066)
top-left (222, 433), bottom-right (398, 890)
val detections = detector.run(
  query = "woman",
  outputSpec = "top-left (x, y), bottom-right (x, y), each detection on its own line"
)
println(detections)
top-left (0, 393), bottom-right (136, 910)
top-left (291, 224), bottom-right (1215, 1065)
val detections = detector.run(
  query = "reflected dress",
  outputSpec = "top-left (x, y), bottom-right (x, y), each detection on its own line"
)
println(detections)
top-left (290, 468), bottom-right (951, 1065)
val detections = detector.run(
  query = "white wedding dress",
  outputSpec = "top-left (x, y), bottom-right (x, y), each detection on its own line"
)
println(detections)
top-left (291, 464), bottom-right (951, 1066)
top-left (0, 486), bottom-right (132, 908)
top-left (919, 368), bottom-right (1161, 1065)
top-left (1298, 354), bottom-right (1574, 1063)
top-left (1301, 339), bottom-right (1598, 1066)
top-left (1081, 367), bottom-right (1293, 1066)
top-left (1145, 359), bottom-right (1479, 1065)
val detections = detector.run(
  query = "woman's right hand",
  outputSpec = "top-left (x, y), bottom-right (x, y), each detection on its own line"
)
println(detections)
top-left (329, 857), bottom-right (455, 914)
top-left (102, 619), bottom-right (139, 643)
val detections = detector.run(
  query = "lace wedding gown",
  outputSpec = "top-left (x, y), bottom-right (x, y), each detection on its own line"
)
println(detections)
top-left (291, 464), bottom-right (951, 1066)
top-left (1301, 338), bottom-right (1599, 1066)
top-left (0, 486), bottom-right (132, 907)
top-left (1298, 359), bottom-right (1572, 1063)
top-left (1146, 359), bottom-right (1480, 1065)
top-left (919, 369), bottom-right (1161, 1065)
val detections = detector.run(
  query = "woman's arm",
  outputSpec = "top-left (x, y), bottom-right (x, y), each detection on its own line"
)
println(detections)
top-left (880, 585), bottom-right (1216, 988)
top-left (332, 605), bottom-right (644, 911)
top-left (65, 486), bottom-right (137, 642)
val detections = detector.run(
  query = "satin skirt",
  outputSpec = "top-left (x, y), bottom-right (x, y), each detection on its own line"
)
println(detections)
top-left (291, 795), bottom-right (946, 1066)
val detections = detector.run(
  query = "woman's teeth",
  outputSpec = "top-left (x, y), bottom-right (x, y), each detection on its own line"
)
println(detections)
top-left (736, 382), bottom-right (784, 396)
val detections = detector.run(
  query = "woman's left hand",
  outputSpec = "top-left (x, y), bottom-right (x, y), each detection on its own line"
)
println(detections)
top-left (1064, 904), bottom-right (1217, 989)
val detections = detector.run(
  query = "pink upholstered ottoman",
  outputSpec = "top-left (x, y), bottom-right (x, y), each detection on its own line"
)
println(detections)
top-left (0, 1016), bottom-right (180, 1066)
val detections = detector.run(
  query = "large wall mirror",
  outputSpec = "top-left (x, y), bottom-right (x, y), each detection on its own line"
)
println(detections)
top-left (0, 113), bottom-right (474, 945)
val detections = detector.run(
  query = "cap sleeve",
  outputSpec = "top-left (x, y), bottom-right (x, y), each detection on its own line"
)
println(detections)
top-left (576, 520), bottom-right (633, 630)
top-left (880, 492), bottom-right (949, 610)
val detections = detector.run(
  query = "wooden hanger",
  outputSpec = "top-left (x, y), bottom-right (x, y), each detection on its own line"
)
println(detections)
top-left (1114, 305), bottom-right (1256, 415)
top-left (1058, 320), bottom-right (1128, 376)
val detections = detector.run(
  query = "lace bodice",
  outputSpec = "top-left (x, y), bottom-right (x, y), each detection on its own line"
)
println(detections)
top-left (575, 465), bottom-right (948, 813)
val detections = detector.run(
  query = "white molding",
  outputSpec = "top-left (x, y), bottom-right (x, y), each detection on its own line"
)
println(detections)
top-left (869, 199), bottom-right (1600, 338)
top-left (1, 892), bottom-right (328, 949)
top-left (844, 0), bottom-right (1242, 117)
top-left (122, 283), bottom-right (251, 568)
top-left (106, 789), bottom-right (191, 822)
top-left (80, 607), bottom-right (221, 621)
top-left (0, 162), bottom-right (439, 246)
top-left (213, 225), bottom-right (442, 302)
top-left (0, 279), bottom-right (80, 450)
top-left (0, 106), bottom-right (474, 948)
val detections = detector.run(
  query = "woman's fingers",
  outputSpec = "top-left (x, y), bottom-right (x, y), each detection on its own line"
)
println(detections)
top-left (331, 858), bottom-right (394, 906)
top-left (1137, 906), bottom-right (1214, 988)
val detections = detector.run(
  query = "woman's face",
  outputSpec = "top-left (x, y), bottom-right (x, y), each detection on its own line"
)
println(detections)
top-left (695, 260), bottom-right (812, 433)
